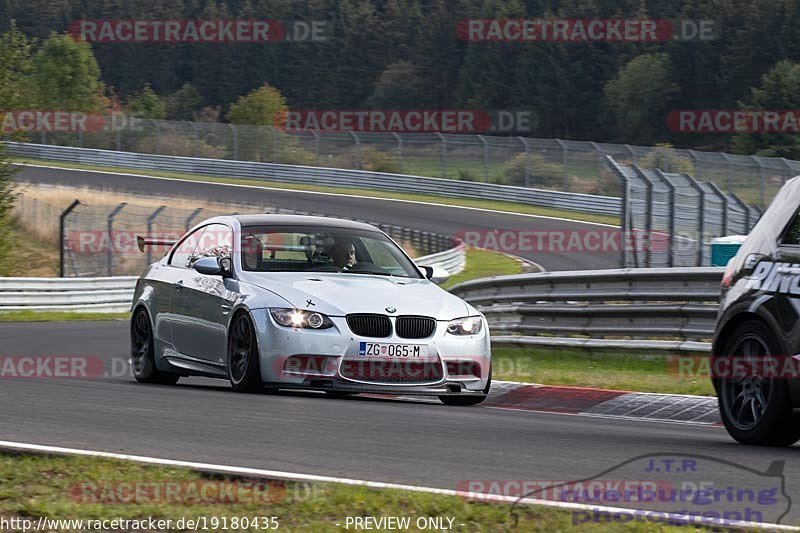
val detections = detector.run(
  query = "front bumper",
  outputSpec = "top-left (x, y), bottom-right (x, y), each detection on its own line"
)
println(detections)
top-left (250, 309), bottom-right (492, 395)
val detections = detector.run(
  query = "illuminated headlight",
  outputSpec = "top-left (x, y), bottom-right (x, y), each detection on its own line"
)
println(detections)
top-left (270, 308), bottom-right (333, 329)
top-left (446, 316), bottom-right (483, 335)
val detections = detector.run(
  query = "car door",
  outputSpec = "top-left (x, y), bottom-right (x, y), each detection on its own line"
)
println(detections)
top-left (774, 209), bottom-right (800, 342)
top-left (170, 223), bottom-right (234, 363)
top-left (158, 225), bottom-right (206, 351)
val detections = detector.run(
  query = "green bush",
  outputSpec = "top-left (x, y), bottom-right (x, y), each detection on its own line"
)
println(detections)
top-left (637, 143), bottom-right (695, 174)
top-left (332, 147), bottom-right (401, 173)
top-left (505, 153), bottom-right (566, 188)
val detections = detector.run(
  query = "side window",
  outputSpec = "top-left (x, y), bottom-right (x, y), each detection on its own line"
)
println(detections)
top-left (189, 223), bottom-right (232, 267)
top-left (783, 211), bottom-right (800, 245)
top-left (169, 227), bottom-right (206, 268)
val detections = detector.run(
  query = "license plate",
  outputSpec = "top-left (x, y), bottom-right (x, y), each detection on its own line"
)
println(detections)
top-left (358, 342), bottom-right (427, 358)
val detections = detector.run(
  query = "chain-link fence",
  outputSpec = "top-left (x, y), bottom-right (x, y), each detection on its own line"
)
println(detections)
top-left (607, 156), bottom-right (762, 268)
top-left (14, 117), bottom-right (799, 207)
top-left (14, 194), bottom-right (458, 277)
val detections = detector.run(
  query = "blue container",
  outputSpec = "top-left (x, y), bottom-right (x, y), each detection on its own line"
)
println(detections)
top-left (710, 236), bottom-right (747, 267)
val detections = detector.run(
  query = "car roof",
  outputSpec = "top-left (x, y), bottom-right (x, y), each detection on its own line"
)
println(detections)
top-left (209, 214), bottom-right (382, 232)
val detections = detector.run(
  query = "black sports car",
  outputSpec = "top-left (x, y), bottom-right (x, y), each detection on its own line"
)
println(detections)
top-left (712, 176), bottom-right (800, 445)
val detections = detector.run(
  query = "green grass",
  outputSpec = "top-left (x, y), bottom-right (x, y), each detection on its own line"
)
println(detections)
top-left (492, 346), bottom-right (715, 396)
top-left (442, 248), bottom-right (524, 290)
top-left (0, 452), bottom-right (700, 532)
top-left (11, 156), bottom-right (620, 226)
top-left (0, 311), bottom-right (129, 322)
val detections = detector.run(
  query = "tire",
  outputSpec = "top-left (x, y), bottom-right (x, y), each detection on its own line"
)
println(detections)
top-left (715, 320), bottom-right (800, 446)
top-left (227, 312), bottom-right (263, 393)
top-left (131, 307), bottom-right (180, 385)
top-left (440, 363), bottom-right (491, 406)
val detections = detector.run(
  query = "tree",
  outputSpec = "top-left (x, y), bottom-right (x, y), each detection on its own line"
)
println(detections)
top-left (0, 21), bottom-right (35, 110)
top-left (168, 84), bottom-right (203, 121)
top-left (0, 145), bottom-right (17, 276)
top-left (365, 61), bottom-right (424, 108)
top-left (733, 60), bottom-right (800, 158)
top-left (127, 84), bottom-right (167, 119)
top-left (30, 32), bottom-right (103, 110)
top-left (226, 84), bottom-right (288, 126)
top-left (604, 54), bottom-right (679, 145)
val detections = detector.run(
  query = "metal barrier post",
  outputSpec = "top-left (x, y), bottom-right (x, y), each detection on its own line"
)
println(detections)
top-left (435, 133), bottom-right (446, 178)
top-left (392, 133), bottom-right (403, 172)
top-left (229, 123), bottom-right (238, 160)
top-left (555, 139), bottom-right (568, 191)
top-left (477, 135), bottom-right (489, 181)
top-left (349, 132), bottom-right (361, 169)
top-left (59, 200), bottom-right (81, 277)
top-left (518, 137), bottom-right (530, 187)
top-left (106, 202), bottom-right (127, 276)
top-left (184, 207), bottom-right (204, 231)
top-left (655, 170), bottom-right (677, 268)
top-left (684, 174), bottom-right (706, 266)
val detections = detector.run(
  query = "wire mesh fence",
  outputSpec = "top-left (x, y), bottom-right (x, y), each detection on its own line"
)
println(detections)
top-left (11, 117), bottom-right (798, 207)
top-left (13, 195), bottom-right (458, 277)
top-left (606, 156), bottom-right (763, 268)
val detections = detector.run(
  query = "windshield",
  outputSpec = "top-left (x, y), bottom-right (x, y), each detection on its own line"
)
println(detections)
top-left (240, 225), bottom-right (422, 278)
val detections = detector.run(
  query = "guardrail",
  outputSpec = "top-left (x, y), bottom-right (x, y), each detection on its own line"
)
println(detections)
top-left (450, 267), bottom-right (724, 352)
top-left (6, 142), bottom-right (622, 216)
top-left (0, 245), bottom-right (465, 313)
top-left (0, 276), bottom-right (137, 312)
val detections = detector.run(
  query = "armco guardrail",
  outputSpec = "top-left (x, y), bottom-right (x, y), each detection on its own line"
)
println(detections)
top-left (6, 142), bottom-right (622, 216)
top-left (0, 246), bottom-right (465, 313)
top-left (450, 267), bottom-right (724, 352)
top-left (0, 276), bottom-right (138, 312)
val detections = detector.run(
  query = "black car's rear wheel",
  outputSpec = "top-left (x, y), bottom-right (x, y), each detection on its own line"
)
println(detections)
top-left (131, 308), bottom-right (179, 385)
top-left (227, 313), bottom-right (263, 393)
top-left (716, 320), bottom-right (800, 446)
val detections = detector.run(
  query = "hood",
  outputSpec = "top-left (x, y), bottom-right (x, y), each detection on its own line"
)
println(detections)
top-left (239, 271), bottom-right (470, 319)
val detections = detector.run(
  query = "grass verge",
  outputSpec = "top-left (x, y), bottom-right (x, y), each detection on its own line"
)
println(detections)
top-left (492, 346), bottom-right (714, 396)
top-left (0, 452), bottom-right (696, 532)
top-left (0, 311), bottom-right (129, 322)
top-left (441, 248), bottom-right (523, 290)
top-left (11, 157), bottom-right (620, 226)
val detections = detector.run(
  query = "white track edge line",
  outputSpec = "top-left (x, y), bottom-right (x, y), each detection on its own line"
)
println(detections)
top-left (0, 440), bottom-right (792, 531)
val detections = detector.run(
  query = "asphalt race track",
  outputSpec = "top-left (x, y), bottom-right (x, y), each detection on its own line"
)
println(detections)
top-left (2, 321), bottom-right (800, 525)
top-left (15, 164), bottom-right (620, 271)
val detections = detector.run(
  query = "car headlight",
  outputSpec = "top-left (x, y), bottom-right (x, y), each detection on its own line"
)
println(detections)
top-left (446, 316), bottom-right (483, 335)
top-left (270, 308), bottom-right (333, 329)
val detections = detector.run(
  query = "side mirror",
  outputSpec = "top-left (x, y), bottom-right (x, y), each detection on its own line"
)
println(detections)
top-left (420, 263), bottom-right (450, 285)
top-left (193, 256), bottom-right (223, 276)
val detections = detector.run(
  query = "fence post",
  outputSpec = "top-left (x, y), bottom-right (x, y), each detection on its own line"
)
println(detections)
top-left (603, 156), bottom-right (630, 268)
top-left (146, 205), bottom-right (167, 265)
top-left (477, 135), bottom-right (489, 181)
top-left (349, 131), bottom-right (361, 169)
top-left (185, 207), bottom-right (204, 231)
top-left (311, 129), bottom-right (320, 165)
top-left (435, 133), bottom-right (447, 178)
top-left (655, 170), bottom-right (677, 268)
top-left (154, 120), bottom-right (161, 154)
top-left (392, 133), bottom-right (403, 172)
top-left (59, 200), bottom-right (81, 277)
top-left (705, 181), bottom-right (729, 237)
top-left (684, 174), bottom-right (706, 266)
top-left (518, 137), bottom-right (530, 186)
top-left (630, 165), bottom-right (655, 268)
top-left (106, 202), bottom-right (127, 277)
top-left (116, 126), bottom-right (122, 151)
top-left (555, 139), bottom-right (568, 191)
top-left (229, 124), bottom-right (238, 160)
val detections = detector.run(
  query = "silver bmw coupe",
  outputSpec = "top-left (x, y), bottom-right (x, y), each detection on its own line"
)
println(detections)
top-left (131, 215), bottom-right (491, 405)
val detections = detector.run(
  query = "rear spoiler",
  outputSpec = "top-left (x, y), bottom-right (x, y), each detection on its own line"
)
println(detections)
top-left (136, 236), bottom-right (178, 253)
